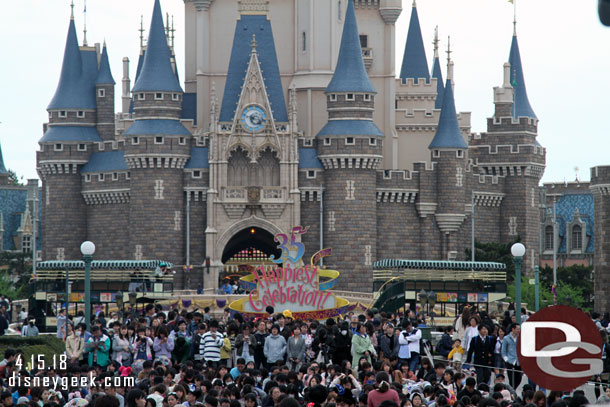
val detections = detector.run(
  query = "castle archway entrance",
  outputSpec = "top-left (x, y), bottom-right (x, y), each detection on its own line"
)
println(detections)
top-left (220, 227), bottom-right (281, 288)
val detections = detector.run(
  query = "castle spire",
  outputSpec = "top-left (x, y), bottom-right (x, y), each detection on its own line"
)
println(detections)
top-left (326, 0), bottom-right (375, 93)
top-left (96, 43), bottom-right (115, 85)
top-left (400, 1), bottom-right (430, 83)
top-left (431, 26), bottom-right (444, 109)
top-left (70, 1), bottom-right (74, 20)
top-left (509, 33), bottom-right (537, 119)
top-left (429, 76), bottom-right (467, 149)
top-left (0, 140), bottom-right (8, 175)
top-left (47, 16), bottom-right (94, 109)
top-left (132, 0), bottom-right (182, 93)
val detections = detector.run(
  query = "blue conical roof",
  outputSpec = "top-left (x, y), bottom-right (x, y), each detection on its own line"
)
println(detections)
top-left (132, 0), bottom-right (182, 93)
top-left (48, 18), bottom-right (96, 109)
top-left (0, 141), bottom-right (7, 174)
top-left (431, 56), bottom-right (444, 109)
top-left (96, 45), bottom-right (115, 85)
top-left (509, 35), bottom-right (537, 119)
top-left (400, 5), bottom-right (430, 83)
top-left (326, 0), bottom-right (376, 94)
top-left (429, 79), bottom-right (467, 149)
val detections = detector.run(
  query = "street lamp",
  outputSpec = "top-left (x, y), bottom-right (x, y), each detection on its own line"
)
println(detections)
top-left (116, 291), bottom-right (123, 320)
top-left (128, 291), bottom-right (137, 312)
top-left (428, 291), bottom-right (436, 318)
top-left (80, 241), bottom-right (95, 332)
top-left (511, 242), bottom-right (526, 324)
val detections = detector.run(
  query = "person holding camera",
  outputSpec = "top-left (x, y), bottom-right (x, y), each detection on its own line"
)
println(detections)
top-left (201, 319), bottom-right (224, 368)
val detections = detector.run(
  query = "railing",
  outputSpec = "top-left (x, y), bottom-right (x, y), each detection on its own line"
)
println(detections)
top-left (373, 269), bottom-right (506, 282)
top-left (362, 48), bottom-right (373, 69)
top-left (222, 187), bottom-right (284, 201)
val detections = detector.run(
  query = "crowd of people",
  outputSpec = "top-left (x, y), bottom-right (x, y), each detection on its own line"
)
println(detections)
top-left (0, 303), bottom-right (609, 407)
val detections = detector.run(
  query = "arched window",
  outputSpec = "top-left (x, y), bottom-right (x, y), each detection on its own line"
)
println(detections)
top-left (227, 147), bottom-right (250, 186)
top-left (571, 224), bottom-right (582, 250)
top-left (545, 225), bottom-right (554, 251)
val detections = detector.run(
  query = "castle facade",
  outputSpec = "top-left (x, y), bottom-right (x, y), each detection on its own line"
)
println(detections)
top-left (37, 0), bottom-right (545, 292)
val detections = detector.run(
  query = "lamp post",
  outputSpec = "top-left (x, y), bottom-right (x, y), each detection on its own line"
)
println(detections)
top-left (129, 291), bottom-right (137, 312)
top-left (511, 243), bottom-right (526, 324)
top-left (534, 265), bottom-right (540, 311)
top-left (80, 241), bottom-right (95, 333)
top-left (427, 291), bottom-right (436, 321)
top-left (116, 291), bottom-right (123, 321)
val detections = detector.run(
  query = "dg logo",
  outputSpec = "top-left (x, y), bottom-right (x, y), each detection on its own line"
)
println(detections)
top-left (517, 305), bottom-right (603, 391)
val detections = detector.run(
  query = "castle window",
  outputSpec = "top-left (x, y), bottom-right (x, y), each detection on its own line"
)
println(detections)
top-left (77, 144), bottom-right (86, 151)
top-left (307, 170), bottom-right (316, 179)
top-left (59, 111), bottom-right (67, 118)
top-left (85, 174), bottom-right (91, 182)
top-left (303, 139), bottom-right (313, 147)
top-left (302, 32), bottom-right (307, 52)
top-left (48, 112), bottom-right (52, 119)
top-left (433, 149), bottom-right (440, 158)
top-left (54, 143), bottom-right (63, 151)
top-left (21, 235), bottom-right (31, 254)
top-left (324, 138), bottom-right (331, 146)
top-left (457, 150), bottom-right (464, 158)
top-left (77, 111), bottom-right (85, 118)
top-left (330, 94), bottom-right (337, 102)
top-left (179, 137), bottom-right (186, 145)
top-left (98, 88), bottom-right (105, 98)
top-left (346, 93), bottom-right (355, 101)
top-left (192, 170), bottom-right (201, 179)
top-left (369, 138), bottom-right (377, 146)
top-left (99, 173), bottom-right (105, 181)
top-left (359, 35), bottom-right (368, 48)
top-left (545, 225), bottom-right (554, 251)
top-left (155, 93), bottom-right (163, 100)
top-left (126, 172), bottom-right (131, 180)
top-left (571, 225), bottom-right (582, 250)
top-left (138, 93), bottom-right (145, 100)
top-left (364, 94), bottom-right (371, 101)
top-left (155, 136), bottom-right (164, 144)
top-left (345, 137), bottom-right (355, 145)
top-left (112, 172), bottom-right (119, 181)
top-left (132, 137), bottom-right (139, 145)
top-left (172, 93), bottom-right (180, 101)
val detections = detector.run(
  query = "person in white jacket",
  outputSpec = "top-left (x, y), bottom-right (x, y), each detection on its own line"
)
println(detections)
top-left (401, 320), bottom-right (421, 373)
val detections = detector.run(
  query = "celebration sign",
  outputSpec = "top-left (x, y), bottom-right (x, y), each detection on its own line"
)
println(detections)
top-left (229, 226), bottom-right (349, 319)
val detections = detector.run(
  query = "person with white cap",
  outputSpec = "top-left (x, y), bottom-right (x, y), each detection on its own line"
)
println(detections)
top-left (21, 317), bottom-right (39, 337)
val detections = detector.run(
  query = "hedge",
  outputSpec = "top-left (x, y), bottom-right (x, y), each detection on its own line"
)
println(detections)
top-left (0, 335), bottom-right (66, 366)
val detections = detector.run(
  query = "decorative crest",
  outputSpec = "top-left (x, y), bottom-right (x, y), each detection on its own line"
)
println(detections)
top-left (251, 34), bottom-right (257, 51)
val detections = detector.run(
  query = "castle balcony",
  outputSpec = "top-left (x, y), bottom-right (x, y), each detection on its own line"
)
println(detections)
top-left (362, 48), bottom-right (373, 70)
top-left (220, 186), bottom-right (288, 219)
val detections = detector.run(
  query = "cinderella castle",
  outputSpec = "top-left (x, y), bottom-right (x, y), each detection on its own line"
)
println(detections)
top-left (36, 0), bottom-right (545, 292)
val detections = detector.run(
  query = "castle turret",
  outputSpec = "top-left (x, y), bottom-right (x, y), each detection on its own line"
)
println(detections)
top-left (428, 60), bottom-right (468, 259)
top-left (317, 0), bottom-right (382, 292)
top-left (399, 1), bottom-right (430, 83)
top-left (124, 0), bottom-right (189, 265)
top-left (469, 26), bottom-right (545, 273)
top-left (37, 11), bottom-right (100, 261)
top-left (95, 44), bottom-right (116, 141)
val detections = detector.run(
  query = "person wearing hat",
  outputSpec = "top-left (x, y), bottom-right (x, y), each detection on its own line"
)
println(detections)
top-left (21, 317), bottom-right (39, 337)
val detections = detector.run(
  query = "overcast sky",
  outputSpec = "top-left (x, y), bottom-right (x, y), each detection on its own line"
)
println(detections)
top-left (1, 0), bottom-right (607, 184)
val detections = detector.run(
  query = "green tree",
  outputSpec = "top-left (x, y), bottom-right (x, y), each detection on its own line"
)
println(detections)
top-left (465, 239), bottom-right (520, 283)
top-left (7, 169), bottom-right (23, 186)
top-left (507, 279), bottom-right (587, 311)
top-left (0, 251), bottom-right (32, 299)
top-left (0, 272), bottom-right (25, 300)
